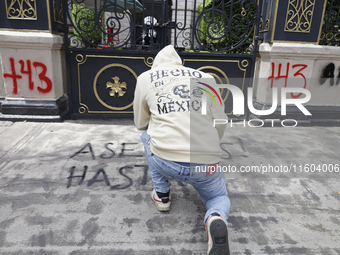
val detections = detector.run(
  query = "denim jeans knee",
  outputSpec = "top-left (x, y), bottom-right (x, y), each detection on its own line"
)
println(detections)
top-left (141, 130), bottom-right (230, 223)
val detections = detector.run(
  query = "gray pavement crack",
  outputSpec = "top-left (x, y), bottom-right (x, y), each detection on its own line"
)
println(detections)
top-left (266, 202), bottom-right (339, 213)
top-left (0, 123), bottom-right (45, 161)
top-left (0, 181), bottom-right (60, 189)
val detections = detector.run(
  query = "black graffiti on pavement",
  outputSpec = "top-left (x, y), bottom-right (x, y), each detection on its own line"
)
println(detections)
top-left (320, 63), bottom-right (340, 86)
top-left (220, 137), bottom-right (248, 159)
top-left (67, 139), bottom-right (250, 190)
top-left (119, 143), bottom-right (144, 158)
top-left (100, 143), bottom-right (116, 159)
top-left (136, 164), bottom-right (149, 186)
top-left (67, 166), bottom-right (88, 187)
top-left (110, 166), bottom-right (133, 190)
top-left (70, 143), bottom-right (96, 160)
top-left (220, 143), bottom-right (232, 159)
top-left (67, 143), bottom-right (146, 189)
top-left (87, 168), bottom-right (111, 187)
top-left (67, 165), bottom-right (149, 189)
top-left (70, 142), bottom-right (143, 160)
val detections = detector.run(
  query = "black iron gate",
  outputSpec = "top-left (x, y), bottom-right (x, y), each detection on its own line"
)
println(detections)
top-left (63, 0), bottom-right (263, 119)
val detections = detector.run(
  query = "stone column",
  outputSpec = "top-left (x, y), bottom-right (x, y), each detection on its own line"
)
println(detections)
top-left (252, 0), bottom-right (340, 125)
top-left (0, 0), bottom-right (67, 121)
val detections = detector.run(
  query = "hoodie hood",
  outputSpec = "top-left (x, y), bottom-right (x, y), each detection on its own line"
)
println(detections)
top-left (151, 45), bottom-right (182, 69)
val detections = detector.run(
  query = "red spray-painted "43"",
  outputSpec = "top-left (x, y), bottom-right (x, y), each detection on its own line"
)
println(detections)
top-left (3, 58), bottom-right (53, 95)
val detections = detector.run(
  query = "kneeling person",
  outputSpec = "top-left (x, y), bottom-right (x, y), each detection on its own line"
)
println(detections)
top-left (133, 45), bottom-right (231, 255)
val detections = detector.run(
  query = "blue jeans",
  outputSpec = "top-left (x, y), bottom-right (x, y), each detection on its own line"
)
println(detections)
top-left (141, 130), bottom-right (230, 224)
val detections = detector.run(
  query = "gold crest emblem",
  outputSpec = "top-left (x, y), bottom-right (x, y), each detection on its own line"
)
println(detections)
top-left (106, 76), bottom-right (127, 97)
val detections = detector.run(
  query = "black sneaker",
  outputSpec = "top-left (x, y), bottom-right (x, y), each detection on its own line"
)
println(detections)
top-left (206, 214), bottom-right (230, 255)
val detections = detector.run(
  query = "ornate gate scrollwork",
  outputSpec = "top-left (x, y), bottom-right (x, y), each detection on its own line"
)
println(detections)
top-left (63, 0), bottom-right (262, 119)
top-left (6, 0), bottom-right (37, 20)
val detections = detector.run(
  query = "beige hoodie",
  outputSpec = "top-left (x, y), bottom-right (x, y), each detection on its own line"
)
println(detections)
top-left (133, 45), bottom-right (227, 164)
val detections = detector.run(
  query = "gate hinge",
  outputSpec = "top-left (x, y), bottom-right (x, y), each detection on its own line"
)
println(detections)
top-left (254, 35), bottom-right (264, 41)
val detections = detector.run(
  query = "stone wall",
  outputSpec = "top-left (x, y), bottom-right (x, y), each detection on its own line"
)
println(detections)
top-left (0, 31), bottom-right (67, 120)
top-left (252, 42), bottom-right (340, 124)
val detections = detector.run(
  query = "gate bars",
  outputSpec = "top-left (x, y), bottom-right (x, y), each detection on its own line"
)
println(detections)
top-left (319, 0), bottom-right (340, 46)
top-left (62, 0), bottom-right (263, 54)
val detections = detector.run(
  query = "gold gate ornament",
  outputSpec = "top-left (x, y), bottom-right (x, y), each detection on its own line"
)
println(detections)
top-left (6, 0), bottom-right (37, 20)
top-left (106, 76), bottom-right (127, 97)
top-left (285, 0), bottom-right (316, 33)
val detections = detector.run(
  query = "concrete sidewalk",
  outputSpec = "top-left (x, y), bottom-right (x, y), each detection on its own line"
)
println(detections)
top-left (0, 120), bottom-right (339, 255)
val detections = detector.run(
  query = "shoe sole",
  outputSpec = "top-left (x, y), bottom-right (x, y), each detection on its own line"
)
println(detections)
top-left (207, 218), bottom-right (230, 255)
top-left (151, 191), bottom-right (171, 212)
